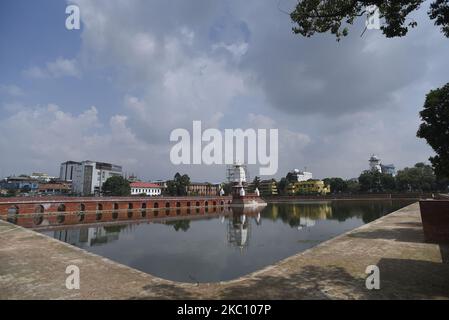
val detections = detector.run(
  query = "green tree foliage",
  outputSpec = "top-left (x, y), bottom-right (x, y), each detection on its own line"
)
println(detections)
top-left (285, 171), bottom-right (297, 183)
top-left (277, 177), bottom-right (289, 195)
top-left (166, 172), bottom-right (191, 196)
top-left (346, 179), bottom-right (360, 193)
top-left (323, 177), bottom-right (348, 193)
top-left (395, 162), bottom-right (441, 192)
top-left (358, 170), bottom-right (396, 192)
top-left (290, 0), bottom-right (449, 41)
top-left (102, 176), bottom-right (131, 196)
top-left (417, 83), bottom-right (449, 179)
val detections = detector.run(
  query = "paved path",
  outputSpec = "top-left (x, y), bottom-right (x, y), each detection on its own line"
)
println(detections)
top-left (1, 203), bottom-right (448, 299)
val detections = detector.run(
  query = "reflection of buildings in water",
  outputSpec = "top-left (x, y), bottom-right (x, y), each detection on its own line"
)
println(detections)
top-left (267, 202), bottom-right (333, 230)
top-left (289, 203), bottom-right (333, 220)
top-left (297, 216), bottom-right (316, 230)
top-left (53, 225), bottom-right (128, 247)
top-left (294, 203), bottom-right (332, 230)
top-left (226, 206), bottom-right (264, 250)
top-left (227, 213), bottom-right (250, 250)
top-left (292, 203), bottom-right (333, 229)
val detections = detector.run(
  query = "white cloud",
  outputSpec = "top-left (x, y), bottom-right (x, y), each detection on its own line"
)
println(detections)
top-left (2, 0), bottom-right (443, 181)
top-left (0, 84), bottom-right (24, 97)
top-left (23, 58), bottom-right (81, 79)
top-left (212, 42), bottom-right (249, 60)
top-left (0, 104), bottom-right (160, 176)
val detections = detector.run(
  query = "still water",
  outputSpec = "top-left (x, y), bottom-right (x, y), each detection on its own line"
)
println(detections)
top-left (40, 200), bottom-right (413, 283)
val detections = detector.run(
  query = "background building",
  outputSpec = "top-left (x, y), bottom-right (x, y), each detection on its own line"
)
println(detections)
top-left (30, 172), bottom-right (57, 182)
top-left (369, 155), bottom-right (382, 173)
top-left (287, 180), bottom-right (330, 195)
top-left (130, 182), bottom-right (162, 196)
top-left (259, 179), bottom-right (278, 196)
top-left (0, 176), bottom-right (39, 194)
top-left (381, 164), bottom-right (396, 176)
top-left (60, 161), bottom-right (82, 182)
top-left (187, 182), bottom-right (220, 196)
top-left (151, 180), bottom-right (168, 192)
top-left (369, 154), bottom-right (396, 176)
top-left (289, 169), bottom-right (313, 182)
top-left (38, 182), bottom-right (71, 195)
top-left (60, 160), bottom-right (123, 196)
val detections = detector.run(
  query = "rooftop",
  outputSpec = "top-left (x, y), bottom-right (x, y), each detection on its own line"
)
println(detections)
top-left (130, 182), bottom-right (161, 188)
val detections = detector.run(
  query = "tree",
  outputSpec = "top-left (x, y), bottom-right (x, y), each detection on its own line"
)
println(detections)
top-left (358, 170), bottom-right (393, 192)
top-left (290, 0), bottom-right (449, 41)
top-left (346, 179), bottom-right (360, 193)
top-left (323, 177), bottom-right (348, 193)
top-left (395, 163), bottom-right (439, 192)
top-left (222, 182), bottom-right (232, 196)
top-left (380, 172), bottom-right (396, 191)
top-left (277, 177), bottom-right (289, 195)
top-left (417, 83), bottom-right (449, 179)
top-left (102, 176), bottom-right (131, 196)
top-left (166, 173), bottom-right (191, 196)
top-left (286, 171), bottom-right (297, 183)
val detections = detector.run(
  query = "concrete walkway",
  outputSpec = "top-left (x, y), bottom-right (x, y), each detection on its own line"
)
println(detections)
top-left (1, 203), bottom-right (448, 299)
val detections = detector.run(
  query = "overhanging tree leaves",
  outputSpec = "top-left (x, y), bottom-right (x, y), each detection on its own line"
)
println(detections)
top-left (102, 176), bottom-right (131, 196)
top-left (290, 0), bottom-right (449, 40)
top-left (417, 83), bottom-right (449, 179)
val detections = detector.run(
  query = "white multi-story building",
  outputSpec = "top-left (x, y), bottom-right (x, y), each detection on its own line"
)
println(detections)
top-left (290, 169), bottom-right (313, 182)
top-left (60, 161), bottom-right (81, 182)
top-left (60, 160), bottom-right (122, 195)
top-left (130, 182), bottom-right (162, 196)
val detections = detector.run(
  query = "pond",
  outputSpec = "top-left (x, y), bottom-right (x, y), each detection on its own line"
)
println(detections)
top-left (39, 200), bottom-right (414, 283)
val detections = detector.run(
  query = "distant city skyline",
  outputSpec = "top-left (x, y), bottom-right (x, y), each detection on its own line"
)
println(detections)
top-left (1, 0), bottom-right (447, 182)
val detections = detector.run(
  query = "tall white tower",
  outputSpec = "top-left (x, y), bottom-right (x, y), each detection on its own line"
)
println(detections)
top-left (227, 163), bottom-right (248, 184)
top-left (369, 154), bottom-right (382, 173)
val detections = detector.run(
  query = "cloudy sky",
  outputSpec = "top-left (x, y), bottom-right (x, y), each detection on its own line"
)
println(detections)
top-left (0, 0), bottom-right (448, 182)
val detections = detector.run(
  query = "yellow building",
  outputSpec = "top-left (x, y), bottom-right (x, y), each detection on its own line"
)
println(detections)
top-left (259, 179), bottom-right (278, 196)
top-left (287, 180), bottom-right (330, 195)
